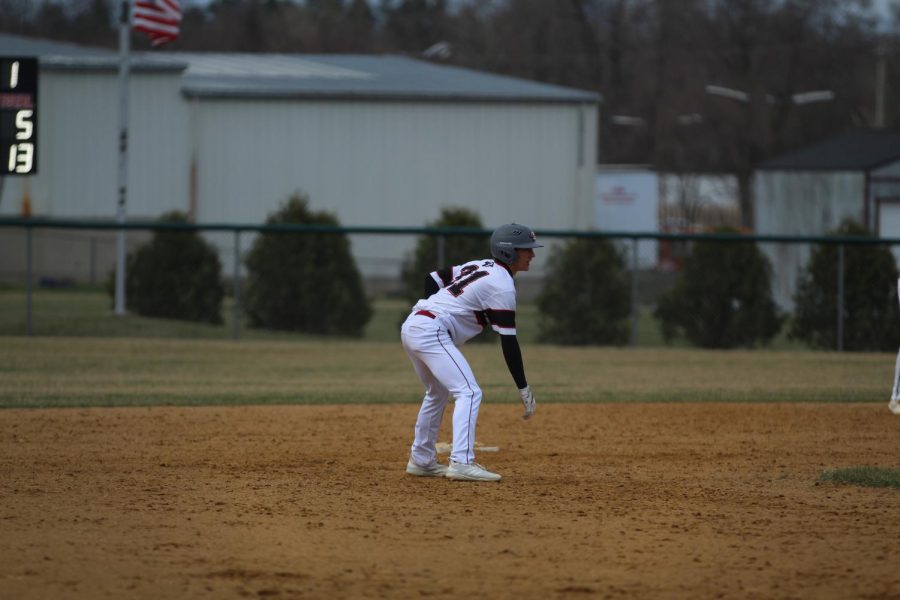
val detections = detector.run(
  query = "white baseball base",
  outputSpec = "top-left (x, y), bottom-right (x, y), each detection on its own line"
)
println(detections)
top-left (436, 441), bottom-right (499, 453)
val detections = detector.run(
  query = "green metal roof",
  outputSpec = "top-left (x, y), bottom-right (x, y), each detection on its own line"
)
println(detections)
top-left (758, 129), bottom-right (900, 171)
top-left (174, 53), bottom-right (600, 103)
top-left (0, 32), bottom-right (185, 72)
top-left (0, 33), bottom-right (600, 104)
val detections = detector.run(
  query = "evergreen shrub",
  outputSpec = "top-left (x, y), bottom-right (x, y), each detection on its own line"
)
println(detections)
top-left (536, 237), bottom-right (631, 345)
top-left (243, 193), bottom-right (372, 336)
top-left (790, 219), bottom-right (900, 351)
top-left (110, 211), bottom-right (224, 324)
top-left (654, 227), bottom-right (782, 348)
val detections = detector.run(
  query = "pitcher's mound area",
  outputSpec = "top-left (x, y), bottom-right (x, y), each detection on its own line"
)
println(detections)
top-left (2, 403), bottom-right (898, 599)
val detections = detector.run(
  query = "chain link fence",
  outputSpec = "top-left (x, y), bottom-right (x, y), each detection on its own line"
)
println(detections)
top-left (2, 217), bottom-right (898, 351)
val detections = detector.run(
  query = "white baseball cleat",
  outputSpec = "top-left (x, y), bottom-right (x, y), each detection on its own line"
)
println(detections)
top-left (406, 460), bottom-right (449, 477)
top-left (889, 399), bottom-right (900, 415)
top-left (446, 461), bottom-right (501, 482)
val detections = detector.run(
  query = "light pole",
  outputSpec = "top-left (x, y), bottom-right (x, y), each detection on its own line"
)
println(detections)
top-left (703, 83), bottom-right (835, 229)
top-left (875, 38), bottom-right (887, 127)
top-left (705, 84), bottom-right (835, 106)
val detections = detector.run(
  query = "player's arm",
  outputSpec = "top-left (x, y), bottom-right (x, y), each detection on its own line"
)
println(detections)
top-left (500, 334), bottom-right (527, 389)
top-left (500, 334), bottom-right (536, 420)
top-left (485, 291), bottom-right (536, 419)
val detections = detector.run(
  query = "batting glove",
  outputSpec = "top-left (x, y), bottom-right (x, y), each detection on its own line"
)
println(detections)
top-left (519, 385), bottom-right (536, 420)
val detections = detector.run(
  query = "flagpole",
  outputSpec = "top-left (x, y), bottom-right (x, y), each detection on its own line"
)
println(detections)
top-left (114, 0), bottom-right (131, 316)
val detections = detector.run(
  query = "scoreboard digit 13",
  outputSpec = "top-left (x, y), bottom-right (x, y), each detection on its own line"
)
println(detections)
top-left (1, 57), bottom-right (37, 175)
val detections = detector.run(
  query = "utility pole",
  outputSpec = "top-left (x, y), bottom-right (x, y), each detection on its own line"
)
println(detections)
top-left (875, 38), bottom-right (886, 128)
top-left (115, 0), bottom-right (131, 316)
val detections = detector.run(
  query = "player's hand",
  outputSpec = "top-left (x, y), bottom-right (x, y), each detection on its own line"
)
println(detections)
top-left (519, 385), bottom-right (536, 420)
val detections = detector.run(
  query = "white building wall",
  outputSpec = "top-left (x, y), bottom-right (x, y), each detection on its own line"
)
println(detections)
top-left (126, 73), bottom-right (192, 218)
top-left (871, 159), bottom-right (900, 265)
top-left (0, 69), bottom-right (189, 219)
top-left (754, 170), bottom-right (865, 309)
top-left (0, 63), bottom-right (596, 287)
top-left (755, 171), bottom-right (864, 236)
top-left (192, 99), bottom-right (596, 277)
top-left (871, 159), bottom-right (900, 231)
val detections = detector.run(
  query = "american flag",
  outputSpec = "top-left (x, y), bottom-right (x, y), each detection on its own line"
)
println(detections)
top-left (133, 0), bottom-right (182, 47)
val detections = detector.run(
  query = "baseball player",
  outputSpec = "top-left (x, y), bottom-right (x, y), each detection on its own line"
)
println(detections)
top-left (401, 223), bottom-right (541, 482)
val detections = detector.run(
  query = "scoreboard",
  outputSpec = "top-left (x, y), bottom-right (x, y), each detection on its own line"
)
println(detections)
top-left (1, 57), bottom-right (37, 175)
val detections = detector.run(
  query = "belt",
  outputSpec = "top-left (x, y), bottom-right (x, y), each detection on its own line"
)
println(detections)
top-left (415, 310), bottom-right (437, 319)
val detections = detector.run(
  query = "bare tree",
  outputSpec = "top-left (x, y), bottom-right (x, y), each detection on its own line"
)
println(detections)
top-left (380, 0), bottom-right (451, 54)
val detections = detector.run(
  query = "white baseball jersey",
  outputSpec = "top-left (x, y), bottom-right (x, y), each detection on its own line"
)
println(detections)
top-left (411, 258), bottom-right (517, 345)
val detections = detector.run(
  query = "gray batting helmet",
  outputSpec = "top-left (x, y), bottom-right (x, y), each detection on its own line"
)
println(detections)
top-left (490, 223), bottom-right (544, 265)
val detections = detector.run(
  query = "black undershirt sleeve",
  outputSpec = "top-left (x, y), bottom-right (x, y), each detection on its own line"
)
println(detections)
top-left (423, 274), bottom-right (440, 298)
top-left (434, 267), bottom-right (454, 287)
top-left (500, 334), bottom-right (527, 390)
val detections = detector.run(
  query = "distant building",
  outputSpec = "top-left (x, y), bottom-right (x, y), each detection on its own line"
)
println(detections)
top-left (594, 166), bottom-right (659, 268)
top-left (754, 128), bottom-right (900, 309)
top-left (0, 33), bottom-right (600, 288)
top-left (595, 166), bottom-right (739, 270)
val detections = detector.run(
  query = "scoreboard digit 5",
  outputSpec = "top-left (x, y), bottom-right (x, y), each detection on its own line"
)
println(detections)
top-left (1, 57), bottom-right (37, 175)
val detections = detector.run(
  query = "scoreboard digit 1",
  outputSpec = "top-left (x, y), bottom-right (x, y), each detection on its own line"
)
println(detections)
top-left (1, 57), bottom-right (38, 175)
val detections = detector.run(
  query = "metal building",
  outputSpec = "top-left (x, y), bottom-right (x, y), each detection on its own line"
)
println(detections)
top-left (0, 33), bottom-right (600, 287)
top-left (754, 129), bottom-right (900, 309)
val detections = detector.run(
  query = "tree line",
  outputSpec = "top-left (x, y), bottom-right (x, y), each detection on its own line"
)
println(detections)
top-left (3, 0), bottom-right (898, 226)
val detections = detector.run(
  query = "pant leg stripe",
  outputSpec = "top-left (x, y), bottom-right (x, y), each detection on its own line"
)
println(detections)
top-left (893, 351), bottom-right (900, 399)
top-left (436, 328), bottom-right (475, 464)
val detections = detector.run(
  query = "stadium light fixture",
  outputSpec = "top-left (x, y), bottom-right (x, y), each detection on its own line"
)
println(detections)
top-left (676, 113), bottom-right (703, 125)
top-left (422, 41), bottom-right (451, 59)
top-left (611, 115), bottom-right (645, 126)
top-left (707, 84), bottom-right (834, 106)
top-left (705, 84), bottom-right (750, 103)
top-left (791, 90), bottom-right (835, 105)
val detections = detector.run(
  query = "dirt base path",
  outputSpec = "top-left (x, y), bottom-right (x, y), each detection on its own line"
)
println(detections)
top-left (2, 403), bottom-right (899, 599)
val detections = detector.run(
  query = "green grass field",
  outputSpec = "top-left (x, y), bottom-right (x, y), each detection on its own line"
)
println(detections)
top-left (0, 335), bottom-right (891, 409)
top-left (819, 466), bottom-right (900, 489)
top-left (0, 286), bottom-right (809, 348)
top-left (0, 286), bottom-right (889, 410)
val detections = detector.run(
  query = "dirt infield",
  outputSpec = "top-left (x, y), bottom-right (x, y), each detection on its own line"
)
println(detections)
top-left (2, 403), bottom-right (899, 599)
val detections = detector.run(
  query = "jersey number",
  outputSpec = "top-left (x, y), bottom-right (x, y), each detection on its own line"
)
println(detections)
top-left (447, 265), bottom-right (488, 297)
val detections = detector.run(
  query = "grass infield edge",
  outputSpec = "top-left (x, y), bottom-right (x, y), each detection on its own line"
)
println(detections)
top-left (818, 466), bottom-right (900, 489)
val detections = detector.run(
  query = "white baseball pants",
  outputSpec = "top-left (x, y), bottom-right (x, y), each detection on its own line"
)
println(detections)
top-left (401, 312), bottom-right (482, 466)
